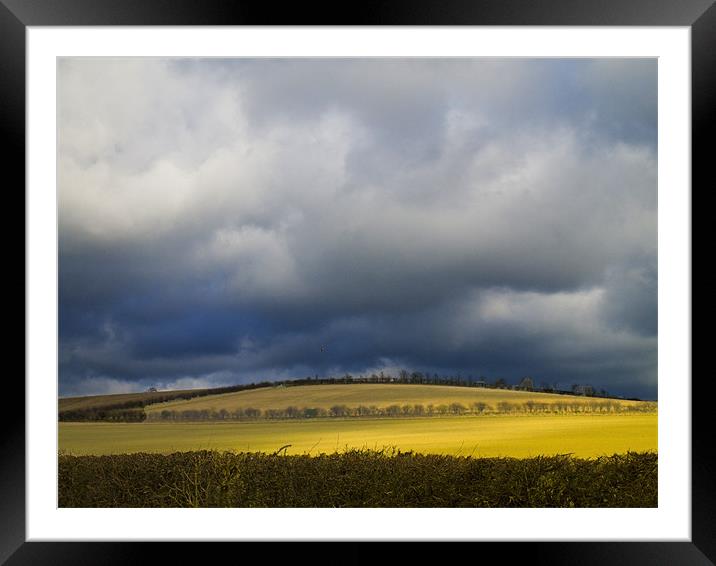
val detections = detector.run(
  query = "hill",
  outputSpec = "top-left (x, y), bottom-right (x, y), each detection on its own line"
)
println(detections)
top-left (59, 390), bottom-right (210, 412)
top-left (144, 383), bottom-right (649, 418)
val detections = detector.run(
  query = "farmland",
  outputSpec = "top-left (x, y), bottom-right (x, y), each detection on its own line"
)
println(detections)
top-left (60, 391), bottom-right (182, 412)
top-left (59, 413), bottom-right (657, 458)
top-left (58, 383), bottom-right (658, 507)
top-left (143, 383), bottom-right (647, 417)
top-left (59, 383), bottom-right (657, 458)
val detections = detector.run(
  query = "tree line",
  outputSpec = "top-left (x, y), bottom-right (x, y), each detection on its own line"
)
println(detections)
top-left (145, 399), bottom-right (657, 422)
top-left (59, 408), bottom-right (147, 422)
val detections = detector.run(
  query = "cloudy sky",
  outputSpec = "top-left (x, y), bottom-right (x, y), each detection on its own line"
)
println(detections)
top-left (58, 58), bottom-right (657, 399)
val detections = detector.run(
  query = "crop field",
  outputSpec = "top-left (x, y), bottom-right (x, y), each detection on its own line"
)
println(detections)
top-left (58, 384), bottom-right (658, 508)
top-left (58, 389), bottom-right (208, 412)
top-left (144, 384), bottom-right (647, 416)
top-left (59, 413), bottom-right (657, 458)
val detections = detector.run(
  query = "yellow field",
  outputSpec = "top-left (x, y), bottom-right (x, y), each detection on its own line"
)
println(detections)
top-left (59, 413), bottom-right (657, 458)
top-left (144, 384), bottom-right (647, 415)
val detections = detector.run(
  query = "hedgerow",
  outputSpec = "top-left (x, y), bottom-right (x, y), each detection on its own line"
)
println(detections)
top-left (58, 449), bottom-right (657, 508)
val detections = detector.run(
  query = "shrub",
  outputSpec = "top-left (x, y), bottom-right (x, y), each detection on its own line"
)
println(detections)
top-left (58, 450), bottom-right (658, 508)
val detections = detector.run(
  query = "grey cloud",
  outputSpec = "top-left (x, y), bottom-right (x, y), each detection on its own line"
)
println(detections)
top-left (58, 58), bottom-right (658, 399)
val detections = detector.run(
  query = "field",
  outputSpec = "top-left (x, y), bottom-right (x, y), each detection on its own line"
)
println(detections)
top-left (58, 389), bottom-right (202, 412)
top-left (144, 383), bottom-right (647, 416)
top-left (58, 383), bottom-right (658, 508)
top-left (59, 413), bottom-right (657, 458)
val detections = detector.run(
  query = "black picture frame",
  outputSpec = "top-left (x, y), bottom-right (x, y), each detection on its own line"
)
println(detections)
top-left (5, 1), bottom-right (709, 563)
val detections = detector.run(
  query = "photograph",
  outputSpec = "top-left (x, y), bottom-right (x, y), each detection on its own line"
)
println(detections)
top-left (1, 0), bottom-right (706, 556)
top-left (56, 57), bottom-right (659, 509)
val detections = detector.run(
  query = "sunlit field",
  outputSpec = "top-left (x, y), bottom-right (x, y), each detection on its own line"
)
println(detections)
top-left (143, 384), bottom-right (648, 416)
top-left (59, 413), bottom-right (657, 458)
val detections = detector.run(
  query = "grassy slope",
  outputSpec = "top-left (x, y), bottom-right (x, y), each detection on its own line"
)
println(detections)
top-left (143, 383), bottom-right (647, 415)
top-left (59, 413), bottom-right (657, 458)
top-left (58, 389), bottom-right (211, 412)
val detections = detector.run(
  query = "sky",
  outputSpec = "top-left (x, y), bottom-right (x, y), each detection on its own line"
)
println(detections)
top-left (58, 58), bottom-right (657, 399)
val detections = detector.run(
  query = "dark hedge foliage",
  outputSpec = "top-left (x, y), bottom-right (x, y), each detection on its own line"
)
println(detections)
top-left (58, 408), bottom-right (147, 422)
top-left (58, 449), bottom-right (657, 508)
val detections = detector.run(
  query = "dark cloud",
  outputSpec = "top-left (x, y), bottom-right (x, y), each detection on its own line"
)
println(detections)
top-left (58, 58), bottom-right (657, 399)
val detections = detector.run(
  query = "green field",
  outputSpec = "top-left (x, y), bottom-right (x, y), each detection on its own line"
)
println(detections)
top-left (144, 383), bottom-right (647, 415)
top-left (59, 413), bottom-right (657, 458)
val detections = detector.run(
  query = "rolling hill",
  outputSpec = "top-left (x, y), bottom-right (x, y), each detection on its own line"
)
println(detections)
top-left (58, 389), bottom-right (209, 412)
top-left (143, 383), bottom-right (648, 416)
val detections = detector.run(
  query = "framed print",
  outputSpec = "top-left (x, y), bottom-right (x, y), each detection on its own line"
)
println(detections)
top-left (6, 0), bottom-right (710, 563)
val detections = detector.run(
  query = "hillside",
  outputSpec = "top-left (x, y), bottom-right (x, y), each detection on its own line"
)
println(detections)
top-left (144, 383), bottom-right (648, 417)
top-left (59, 389), bottom-right (213, 412)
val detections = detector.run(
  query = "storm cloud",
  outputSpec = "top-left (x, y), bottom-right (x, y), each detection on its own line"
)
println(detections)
top-left (58, 58), bottom-right (657, 398)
